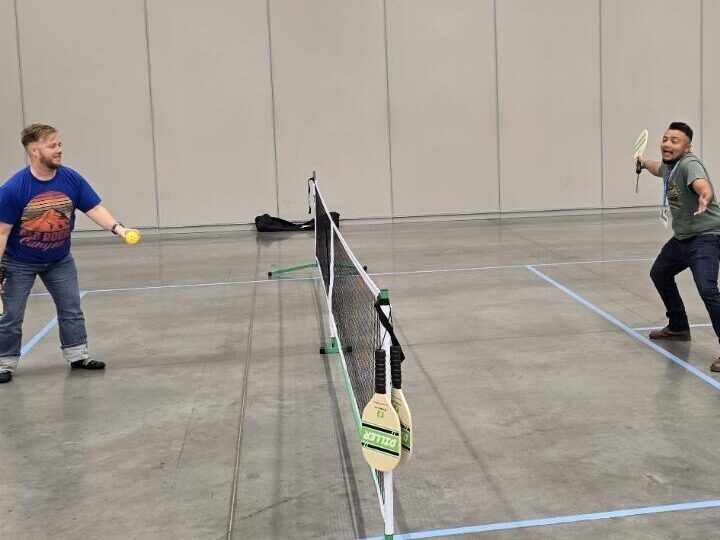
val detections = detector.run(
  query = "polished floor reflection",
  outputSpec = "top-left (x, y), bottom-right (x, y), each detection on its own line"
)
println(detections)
top-left (2, 213), bottom-right (720, 540)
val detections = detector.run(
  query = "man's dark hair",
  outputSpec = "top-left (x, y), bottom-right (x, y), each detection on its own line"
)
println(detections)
top-left (668, 122), bottom-right (693, 142)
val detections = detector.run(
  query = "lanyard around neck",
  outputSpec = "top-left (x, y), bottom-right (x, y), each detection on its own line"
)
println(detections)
top-left (663, 161), bottom-right (680, 209)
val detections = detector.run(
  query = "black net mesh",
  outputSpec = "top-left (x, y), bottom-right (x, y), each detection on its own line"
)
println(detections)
top-left (313, 180), bottom-right (388, 499)
top-left (314, 187), bottom-right (331, 293)
top-left (331, 227), bottom-right (385, 497)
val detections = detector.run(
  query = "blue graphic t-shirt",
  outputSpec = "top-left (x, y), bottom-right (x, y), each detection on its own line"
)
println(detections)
top-left (0, 166), bottom-right (101, 263)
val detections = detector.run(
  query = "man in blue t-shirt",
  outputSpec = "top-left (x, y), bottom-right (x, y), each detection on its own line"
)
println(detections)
top-left (0, 123), bottom-right (140, 384)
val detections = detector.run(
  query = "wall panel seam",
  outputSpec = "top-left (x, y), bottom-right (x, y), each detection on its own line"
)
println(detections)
top-left (700, 0), bottom-right (704, 159)
top-left (383, 0), bottom-right (395, 219)
top-left (493, 0), bottom-right (502, 216)
top-left (598, 0), bottom-right (604, 209)
top-left (13, 0), bottom-right (26, 128)
top-left (266, 0), bottom-right (281, 217)
top-left (143, 0), bottom-right (161, 228)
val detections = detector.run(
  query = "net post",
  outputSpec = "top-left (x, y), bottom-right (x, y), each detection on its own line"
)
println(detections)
top-left (268, 172), bottom-right (318, 279)
top-left (311, 172), bottom-right (317, 265)
top-left (313, 174), bottom-right (342, 355)
top-left (378, 289), bottom-right (394, 540)
top-left (325, 210), bottom-right (338, 352)
top-left (314, 179), bottom-right (397, 539)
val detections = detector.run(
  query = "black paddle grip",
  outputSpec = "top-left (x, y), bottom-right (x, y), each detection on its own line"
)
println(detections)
top-left (636, 159), bottom-right (642, 175)
top-left (0, 267), bottom-right (6, 283)
top-left (390, 345), bottom-right (402, 389)
top-left (375, 348), bottom-right (386, 394)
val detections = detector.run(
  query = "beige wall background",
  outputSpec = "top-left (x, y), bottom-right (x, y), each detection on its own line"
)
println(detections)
top-left (0, 0), bottom-right (25, 177)
top-left (0, 0), bottom-right (714, 229)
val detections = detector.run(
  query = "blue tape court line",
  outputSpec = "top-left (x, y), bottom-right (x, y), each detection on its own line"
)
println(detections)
top-left (360, 268), bottom-right (720, 540)
top-left (525, 265), bottom-right (720, 391)
top-left (369, 257), bottom-right (654, 278)
top-left (358, 499), bottom-right (720, 540)
top-left (20, 291), bottom-right (88, 357)
top-left (24, 256), bottom-right (653, 297)
top-left (634, 323), bottom-right (711, 331)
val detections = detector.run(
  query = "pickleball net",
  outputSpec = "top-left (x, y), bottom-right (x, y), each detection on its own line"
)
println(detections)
top-left (311, 174), bottom-right (397, 540)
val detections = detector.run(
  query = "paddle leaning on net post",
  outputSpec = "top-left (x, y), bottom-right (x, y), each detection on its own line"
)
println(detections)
top-left (360, 347), bottom-right (402, 471)
top-left (375, 299), bottom-right (413, 464)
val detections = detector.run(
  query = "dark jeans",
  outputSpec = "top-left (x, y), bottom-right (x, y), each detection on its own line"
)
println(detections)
top-left (650, 234), bottom-right (720, 340)
top-left (0, 253), bottom-right (87, 369)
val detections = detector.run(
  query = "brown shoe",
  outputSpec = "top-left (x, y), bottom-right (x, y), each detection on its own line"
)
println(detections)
top-left (648, 326), bottom-right (691, 341)
top-left (711, 358), bottom-right (720, 372)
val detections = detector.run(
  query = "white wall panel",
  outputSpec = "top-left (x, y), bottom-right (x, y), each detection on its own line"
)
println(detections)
top-left (497, 0), bottom-right (602, 212)
top-left (386, 0), bottom-right (498, 217)
top-left (147, 0), bottom-right (277, 227)
top-left (16, 0), bottom-right (156, 230)
top-left (0, 0), bottom-right (25, 179)
top-left (271, 0), bottom-right (391, 220)
top-left (8, 1), bottom-right (713, 224)
top-left (703, 0), bottom-right (720, 185)
top-left (602, 0), bottom-right (701, 209)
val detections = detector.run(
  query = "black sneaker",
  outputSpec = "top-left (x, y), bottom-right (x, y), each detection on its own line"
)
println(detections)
top-left (71, 359), bottom-right (105, 370)
top-left (0, 371), bottom-right (12, 383)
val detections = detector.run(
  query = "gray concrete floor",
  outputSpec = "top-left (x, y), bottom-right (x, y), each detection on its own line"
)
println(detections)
top-left (2, 213), bottom-right (720, 539)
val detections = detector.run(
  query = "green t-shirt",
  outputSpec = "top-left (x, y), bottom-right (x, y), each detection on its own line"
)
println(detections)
top-left (660, 153), bottom-right (720, 239)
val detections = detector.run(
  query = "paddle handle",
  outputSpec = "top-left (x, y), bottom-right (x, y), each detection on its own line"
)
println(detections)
top-left (390, 345), bottom-right (402, 390)
top-left (374, 349), bottom-right (386, 394)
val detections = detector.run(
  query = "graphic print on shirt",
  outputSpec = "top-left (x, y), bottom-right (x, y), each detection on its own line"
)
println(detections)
top-left (667, 180), bottom-right (681, 212)
top-left (19, 191), bottom-right (74, 251)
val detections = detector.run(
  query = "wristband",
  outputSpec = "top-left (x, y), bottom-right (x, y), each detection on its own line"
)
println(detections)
top-left (111, 222), bottom-right (124, 235)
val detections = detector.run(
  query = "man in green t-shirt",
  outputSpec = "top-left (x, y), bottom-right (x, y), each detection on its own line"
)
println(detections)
top-left (637, 122), bottom-right (720, 372)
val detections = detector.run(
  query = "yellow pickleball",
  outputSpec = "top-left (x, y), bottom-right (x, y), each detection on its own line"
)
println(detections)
top-left (125, 230), bottom-right (140, 245)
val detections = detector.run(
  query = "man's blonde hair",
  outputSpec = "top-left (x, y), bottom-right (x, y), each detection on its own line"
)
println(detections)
top-left (21, 124), bottom-right (57, 148)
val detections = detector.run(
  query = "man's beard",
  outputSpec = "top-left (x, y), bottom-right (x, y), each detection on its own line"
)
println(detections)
top-left (40, 155), bottom-right (60, 170)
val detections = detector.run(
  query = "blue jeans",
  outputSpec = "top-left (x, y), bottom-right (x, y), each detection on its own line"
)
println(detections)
top-left (650, 234), bottom-right (720, 340)
top-left (0, 253), bottom-right (88, 371)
